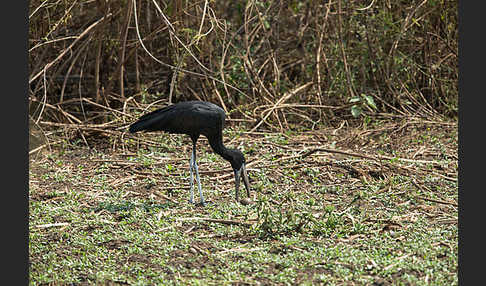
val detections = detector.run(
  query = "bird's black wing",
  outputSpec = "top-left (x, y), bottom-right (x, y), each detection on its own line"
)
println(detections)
top-left (176, 101), bottom-right (226, 136)
top-left (128, 104), bottom-right (176, 133)
top-left (129, 101), bottom-right (226, 135)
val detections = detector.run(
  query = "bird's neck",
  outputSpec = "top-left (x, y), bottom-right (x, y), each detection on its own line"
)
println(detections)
top-left (208, 134), bottom-right (234, 162)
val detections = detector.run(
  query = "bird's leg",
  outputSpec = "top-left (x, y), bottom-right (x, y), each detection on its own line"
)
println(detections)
top-left (192, 143), bottom-right (206, 206)
top-left (234, 169), bottom-right (240, 202)
top-left (188, 151), bottom-right (195, 204)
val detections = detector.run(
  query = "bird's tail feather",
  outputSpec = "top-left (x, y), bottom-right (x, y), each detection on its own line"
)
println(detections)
top-left (129, 106), bottom-right (173, 133)
top-left (129, 119), bottom-right (152, 133)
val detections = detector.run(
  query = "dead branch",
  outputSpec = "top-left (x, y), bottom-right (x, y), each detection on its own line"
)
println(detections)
top-left (176, 217), bottom-right (254, 227)
top-left (29, 12), bottom-right (113, 84)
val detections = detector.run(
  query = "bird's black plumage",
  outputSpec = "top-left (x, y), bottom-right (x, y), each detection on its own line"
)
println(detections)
top-left (129, 101), bottom-right (250, 205)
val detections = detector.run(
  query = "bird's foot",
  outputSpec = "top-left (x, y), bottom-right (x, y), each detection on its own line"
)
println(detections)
top-left (189, 198), bottom-right (210, 207)
top-left (197, 200), bottom-right (213, 207)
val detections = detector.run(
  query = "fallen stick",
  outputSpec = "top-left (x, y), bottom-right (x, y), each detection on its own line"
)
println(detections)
top-left (219, 247), bottom-right (264, 254)
top-left (177, 217), bottom-right (253, 227)
top-left (411, 180), bottom-right (457, 206)
top-left (415, 196), bottom-right (458, 207)
top-left (156, 193), bottom-right (179, 204)
top-left (29, 140), bottom-right (64, 155)
top-left (300, 147), bottom-right (446, 166)
top-left (35, 222), bottom-right (70, 229)
top-left (300, 147), bottom-right (376, 161)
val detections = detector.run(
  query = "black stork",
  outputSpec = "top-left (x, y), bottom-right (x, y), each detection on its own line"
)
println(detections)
top-left (129, 100), bottom-right (250, 206)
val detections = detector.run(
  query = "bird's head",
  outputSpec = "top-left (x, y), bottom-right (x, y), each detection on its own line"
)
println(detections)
top-left (227, 149), bottom-right (250, 201)
top-left (227, 149), bottom-right (245, 170)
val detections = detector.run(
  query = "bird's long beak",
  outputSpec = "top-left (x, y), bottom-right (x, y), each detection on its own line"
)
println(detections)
top-left (234, 163), bottom-right (250, 201)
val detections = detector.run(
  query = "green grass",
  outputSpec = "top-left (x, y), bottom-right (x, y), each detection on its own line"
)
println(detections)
top-left (29, 121), bottom-right (457, 285)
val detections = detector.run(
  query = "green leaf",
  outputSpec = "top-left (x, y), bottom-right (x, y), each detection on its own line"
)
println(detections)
top-left (263, 19), bottom-right (270, 29)
top-left (363, 95), bottom-right (377, 110)
top-left (166, 164), bottom-right (174, 172)
top-left (351, 105), bottom-right (362, 118)
top-left (349, 96), bottom-right (361, 103)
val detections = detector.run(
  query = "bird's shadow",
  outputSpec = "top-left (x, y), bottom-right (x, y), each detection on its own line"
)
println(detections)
top-left (193, 200), bottom-right (215, 207)
top-left (89, 200), bottom-right (175, 213)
